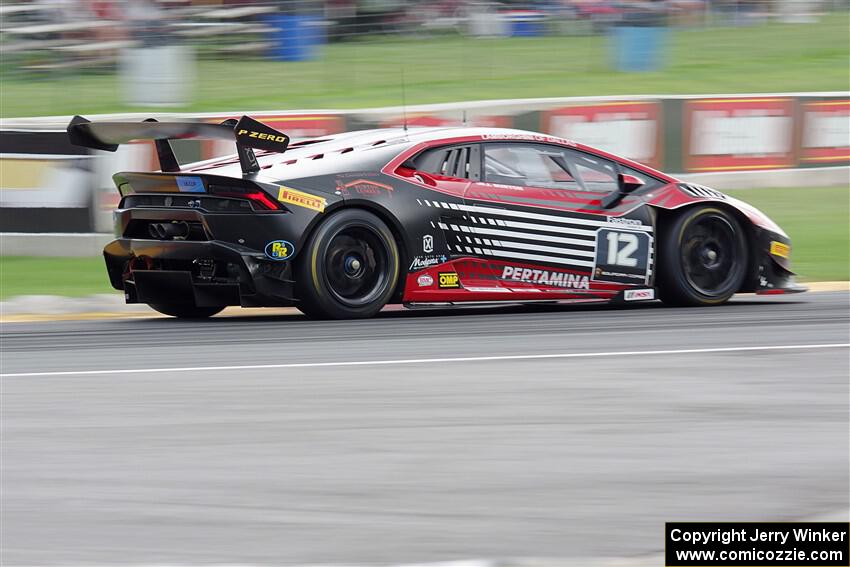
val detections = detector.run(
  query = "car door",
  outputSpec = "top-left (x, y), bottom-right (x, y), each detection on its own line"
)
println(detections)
top-left (398, 142), bottom-right (505, 293)
top-left (456, 141), bottom-right (658, 297)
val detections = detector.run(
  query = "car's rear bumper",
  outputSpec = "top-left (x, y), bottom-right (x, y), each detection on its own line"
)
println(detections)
top-left (104, 238), bottom-right (296, 307)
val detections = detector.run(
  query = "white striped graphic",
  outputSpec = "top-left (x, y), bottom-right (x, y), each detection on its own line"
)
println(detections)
top-left (486, 238), bottom-right (596, 260)
top-left (477, 217), bottom-right (600, 238)
top-left (454, 223), bottom-right (596, 250)
top-left (456, 202), bottom-right (653, 232)
top-left (437, 222), bottom-right (596, 260)
top-left (477, 247), bottom-right (595, 268)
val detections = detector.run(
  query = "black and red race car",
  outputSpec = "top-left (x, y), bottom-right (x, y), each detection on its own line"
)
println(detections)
top-left (68, 115), bottom-right (804, 319)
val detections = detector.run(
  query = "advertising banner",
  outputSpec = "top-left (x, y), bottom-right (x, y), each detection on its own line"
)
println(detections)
top-left (541, 101), bottom-right (663, 169)
top-left (683, 97), bottom-right (796, 172)
top-left (800, 99), bottom-right (850, 165)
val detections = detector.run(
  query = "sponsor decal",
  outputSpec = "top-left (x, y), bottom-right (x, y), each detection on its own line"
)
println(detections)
top-left (501, 266), bottom-right (590, 290)
top-left (236, 129), bottom-right (288, 143)
top-left (264, 240), bottom-right (294, 261)
top-left (277, 186), bottom-right (327, 213)
top-left (623, 288), bottom-right (655, 301)
top-left (417, 274), bottom-right (434, 287)
top-left (438, 272), bottom-right (461, 289)
top-left (423, 234), bottom-right (434, 253)
top-left (409, 255), bottom-right (447, 271)
top-left (336, 178), bottom-right (394, 196)
top-left (480, 133), bottom-right (576, 146)
top-left (770, 241), bottom-right (790, 259)
top-left (176, 176), bottom-right (205, 193)
top-left (607, 216), bottom-right (643, 227)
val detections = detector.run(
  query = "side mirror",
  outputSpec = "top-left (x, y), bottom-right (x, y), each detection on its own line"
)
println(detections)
top-left (618, 173), bottom-right (645, 193)
top-left (602, 173), bottom-right (645, 209)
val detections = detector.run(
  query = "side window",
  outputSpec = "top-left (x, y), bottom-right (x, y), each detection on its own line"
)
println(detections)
top-left (565, 151), bottom-right (619, 193)
top-left (408, 145), bottom-right (480, 181)
top-left (564, 150), bottom-right (665, 192)
top-left (479, 143), bottom-right (667, 193)
top-left (483, 143), bottom-right (580, 189)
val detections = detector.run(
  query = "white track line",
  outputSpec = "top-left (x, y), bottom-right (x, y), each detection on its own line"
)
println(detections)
top-left (2, 343), bottom-right (847, 378)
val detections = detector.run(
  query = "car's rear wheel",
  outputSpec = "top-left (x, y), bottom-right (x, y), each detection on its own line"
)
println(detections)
top-left (295, 209), bottom-right (400, 319)
top-left (658, 206), bottom-right (748, 306)
top-left (149, 304), bottom-right (225, 318)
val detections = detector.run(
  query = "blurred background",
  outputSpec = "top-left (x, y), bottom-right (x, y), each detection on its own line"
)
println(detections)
top-left (0, 0), bottom-right (848, 301)
top-left (1, 0), bottom-right (848, 114)
top-left (0, 5), bottom-right (848, 565)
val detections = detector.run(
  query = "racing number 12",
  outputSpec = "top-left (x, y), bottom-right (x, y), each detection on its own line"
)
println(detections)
top-left (606, 231), bottom-right (639, 267)
top-left (594, 228), bottom-right (650, 284)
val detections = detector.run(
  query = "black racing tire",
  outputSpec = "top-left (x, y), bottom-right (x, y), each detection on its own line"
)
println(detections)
top-left (295, 208), bottom-right (401, 319)
top-left (657, 206), bottom-right (748, 307)
top-left (149, 304), bottom-right (225, 319)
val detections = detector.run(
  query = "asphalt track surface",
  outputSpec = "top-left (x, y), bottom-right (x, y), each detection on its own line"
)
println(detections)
top-left (1, 292), bottom-right (849, 565)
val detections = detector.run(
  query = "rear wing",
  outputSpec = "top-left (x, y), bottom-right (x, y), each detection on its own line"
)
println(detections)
top-left (67, 115), bottom-right (289, 176)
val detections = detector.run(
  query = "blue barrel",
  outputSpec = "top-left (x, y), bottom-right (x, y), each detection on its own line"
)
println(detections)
top-left (267, 15), bottom-right (324, 62)
top-left (611, 26), bottom-right (666, 72)
top-left (507, 11), bottom-right (546, 37)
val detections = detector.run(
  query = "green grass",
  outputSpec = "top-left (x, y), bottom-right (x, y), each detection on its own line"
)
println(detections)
top-left (1, 16), bottom-right (848, 117)
top-left (0, 256), bottom-right (114, 299)
top-left (0, 186), bottom-right (846, 300)
top-left (725, 186), bottom-right (850, 282)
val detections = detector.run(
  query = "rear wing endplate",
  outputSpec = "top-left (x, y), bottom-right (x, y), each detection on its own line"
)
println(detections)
top-left (67, 115), bottom-right (289, 176)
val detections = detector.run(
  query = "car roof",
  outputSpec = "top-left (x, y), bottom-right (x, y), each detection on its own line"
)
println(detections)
top-left (182, 126), bottom-right (674, 183)
top-left (183, 126), bottom-right (536, 178)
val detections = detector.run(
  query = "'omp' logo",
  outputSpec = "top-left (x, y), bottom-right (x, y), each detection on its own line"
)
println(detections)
top-left (438, 272), bottom-right (460, 289)
top-left (265, 240), bottom-right (294, 261)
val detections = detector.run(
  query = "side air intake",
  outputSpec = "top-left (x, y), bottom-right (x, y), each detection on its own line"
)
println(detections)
top-left (679, 183), bottom-right (726, 200)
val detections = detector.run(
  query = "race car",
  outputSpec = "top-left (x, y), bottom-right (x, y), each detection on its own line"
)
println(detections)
top-left (67, 115), bottom-right (805, 319)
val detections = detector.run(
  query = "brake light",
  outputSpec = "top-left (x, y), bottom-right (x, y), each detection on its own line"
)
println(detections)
top-left (243, 191), bottom-right (281, 211)
top-left (209, 188), bottom-right (282, 211)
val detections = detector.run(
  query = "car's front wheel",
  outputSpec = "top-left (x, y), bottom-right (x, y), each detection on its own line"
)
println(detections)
top-left (658, 206), bottom-right (748, 306)
top-left (295, 209), bottom-right (401, 319)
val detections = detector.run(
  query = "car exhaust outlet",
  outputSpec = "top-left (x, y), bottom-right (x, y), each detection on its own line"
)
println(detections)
top-left (149, 221), bottom-right (189, 240)
top-left (159, 221), bottom-right (189, 240)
